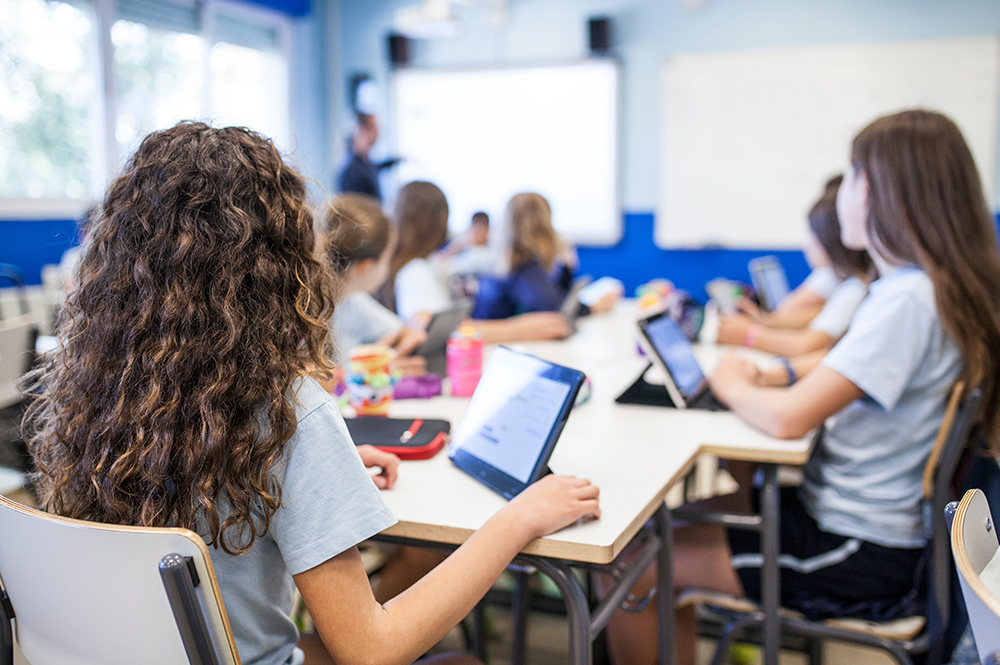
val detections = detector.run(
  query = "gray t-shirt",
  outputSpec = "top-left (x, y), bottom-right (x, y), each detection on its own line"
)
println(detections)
top-left (800, 268), bottom-right (961, 548)
top-left (333, 291), bottom-right (404, 361)
top-left (204, 378), bottom-right (397, 665)
top-left (808, 275), bottom-right (868, 339)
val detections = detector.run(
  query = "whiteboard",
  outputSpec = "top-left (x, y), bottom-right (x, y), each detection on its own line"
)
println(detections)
top-left (392, 61), bottom-right (619, 245)
top-left (657, 37), bottom-right (1000, 249)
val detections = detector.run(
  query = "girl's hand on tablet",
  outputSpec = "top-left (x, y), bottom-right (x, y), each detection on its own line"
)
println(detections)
top-left (508, 475), bottom-right (601, 539)
top-left (356, 445), bottom-right (400, 490)
top-left (708, 355), bottom-right (761, 403)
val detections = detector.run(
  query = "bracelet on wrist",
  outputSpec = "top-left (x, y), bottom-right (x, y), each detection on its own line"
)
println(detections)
top-left (742, 324), bottom-right (761, 348)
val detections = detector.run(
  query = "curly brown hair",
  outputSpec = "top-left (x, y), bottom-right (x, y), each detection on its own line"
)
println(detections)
top-left (24, 122), bottom-right (336, 555)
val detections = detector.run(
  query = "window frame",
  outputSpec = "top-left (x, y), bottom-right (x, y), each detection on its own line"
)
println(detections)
top-left (0, 0), bottom-right (293, 219)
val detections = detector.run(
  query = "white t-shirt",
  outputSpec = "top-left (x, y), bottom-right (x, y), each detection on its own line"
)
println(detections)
top-left (800, 268), bottom-right (961, 548)
top-left (205, 378), bottom-right (397, 665)
top-left (445, 245), bottom-right (499, 277)
top-left (395, 257), bottom-right (452, 322)
top-left (800, 266), bottom-right (841, 300)
top-left (808, 276), bottom-right (868, 339)
top-left (332, 291), bottom-right (403, 361)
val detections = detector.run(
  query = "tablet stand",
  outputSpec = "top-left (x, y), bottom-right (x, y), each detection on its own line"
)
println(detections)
top-left (615, 362), bottom-right (678, 408)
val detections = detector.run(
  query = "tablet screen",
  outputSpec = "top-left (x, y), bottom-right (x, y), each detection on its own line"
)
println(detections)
top-left (750, 257), bottom-right (790, 311)
top-left (641, 315), bottom-right (706, 400)
top-left (449, 347), bottom-right (582, 490)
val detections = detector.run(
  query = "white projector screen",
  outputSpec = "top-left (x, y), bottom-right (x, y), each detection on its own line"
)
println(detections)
top-left (657, 36), bottom-right (1000, 249)
top-left (392, 61), bottom-right (620, 245)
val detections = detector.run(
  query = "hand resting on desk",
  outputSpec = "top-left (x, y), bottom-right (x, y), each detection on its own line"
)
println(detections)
top-left (357, 444), bottom-right (400, 489)
top-left (708, 354), bottom-right (862, 439)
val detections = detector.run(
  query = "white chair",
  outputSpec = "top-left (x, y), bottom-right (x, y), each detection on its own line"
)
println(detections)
top-left (950, 488), bottom-right (1000, 665)
top-left (0, 494), bottom-right (240, 665)
top-left (0, 314), bottom-right (37, 410)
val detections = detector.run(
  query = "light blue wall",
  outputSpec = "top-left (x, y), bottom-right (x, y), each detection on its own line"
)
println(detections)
top-left (337, 0), bottom-right (1000, 212)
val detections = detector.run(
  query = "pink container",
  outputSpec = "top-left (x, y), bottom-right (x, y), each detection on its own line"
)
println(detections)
top-left (447, 328), bottom-right (484, 397)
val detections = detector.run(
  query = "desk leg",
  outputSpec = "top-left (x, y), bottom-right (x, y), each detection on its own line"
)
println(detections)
top-left (526, 557), bottom-right (592, 665)
top-left (761, 464), bottom-right (781, 665)
top-left (655, 504), bottom-right (675, 665)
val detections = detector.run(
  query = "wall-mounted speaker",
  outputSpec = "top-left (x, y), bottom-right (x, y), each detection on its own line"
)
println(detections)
top-left (588, 17), bottom-right (611, 56)
top-left (388, 33), bottom-right (410, 67)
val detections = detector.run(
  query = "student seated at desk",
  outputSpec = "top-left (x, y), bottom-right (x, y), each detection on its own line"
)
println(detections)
top-left (377, 181), bottom-right (574, 342)
top-left (322, 193), bottom-right (426, 376)
top-left (603, 110), bottom-right (1000, 665)
top-left (24, 122), bottom-right (601, 665)
top-left (736, 177), bottom-right (855, 330)
top-left (472, 192), bottom-right (619, 320)
top-left (717, 176), bottom-right (875, 359)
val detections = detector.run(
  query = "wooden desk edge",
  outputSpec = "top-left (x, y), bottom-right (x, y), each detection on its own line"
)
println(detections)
top-left (698, 443), bottom-right (812, 466)
top-left (379, 453), bottom-right (700, 565)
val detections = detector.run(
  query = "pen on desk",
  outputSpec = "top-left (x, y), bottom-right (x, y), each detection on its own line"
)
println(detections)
top-left (400, 419), bottom-right (423, 443)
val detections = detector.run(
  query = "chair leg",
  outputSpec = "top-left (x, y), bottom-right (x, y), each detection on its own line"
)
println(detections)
top-left (510, 569), bottom-right (531, 665)
top-left (808, 636), bottom-right (823, 665)
top-left (709, 616), bottom-right (760, 665)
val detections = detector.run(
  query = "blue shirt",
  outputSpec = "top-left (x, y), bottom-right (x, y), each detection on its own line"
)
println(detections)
top-left (204, 378), bottom-right (397, 665)
top-left (801, 268), bottom-right (961, 548)
top-left (472, 260), bottom-right (568, 319)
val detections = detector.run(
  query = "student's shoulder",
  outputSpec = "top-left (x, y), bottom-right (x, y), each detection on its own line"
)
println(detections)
top-left (864, 269), bottom-right (936, 317)
top-left (292, 377), bottom-right (341, 425)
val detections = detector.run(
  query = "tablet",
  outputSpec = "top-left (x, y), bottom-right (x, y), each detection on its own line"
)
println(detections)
top-left (560, 275), bottom-right (593, 322)
top-left (748, 256), bottom-right (790, 313)
top-left (414, 300), bottom-right (473, 375)
top-left (448, 346), bottom-right (586, 499)
top-left (635, 311), bottom-right (727, 411)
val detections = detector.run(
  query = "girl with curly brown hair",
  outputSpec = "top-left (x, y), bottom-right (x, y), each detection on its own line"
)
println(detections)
top-left (24, 122), bottom-right (600, 665)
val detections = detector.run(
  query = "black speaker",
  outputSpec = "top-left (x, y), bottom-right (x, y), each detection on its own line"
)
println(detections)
top-left (388, 33), bottom-right (410, 67)
top-left (588, 17), bottom-right (611, 56)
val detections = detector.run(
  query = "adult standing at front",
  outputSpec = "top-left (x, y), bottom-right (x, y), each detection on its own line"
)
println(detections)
top-left (338, 112), bottom-right (398, 201)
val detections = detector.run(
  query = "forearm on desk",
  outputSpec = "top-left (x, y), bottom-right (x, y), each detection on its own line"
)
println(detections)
top-left (752, 327), bottom-right (834, 357)
top-left (297, 509), bottom-right (535, 665)
top-left (714, 366), bottom-right (862, 439)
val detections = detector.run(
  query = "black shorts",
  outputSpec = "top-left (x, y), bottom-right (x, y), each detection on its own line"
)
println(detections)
top-left (727, 488), bottom-right (925, 620)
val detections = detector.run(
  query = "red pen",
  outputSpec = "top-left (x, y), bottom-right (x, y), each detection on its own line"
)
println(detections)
top-left (400, 419), bottom-right (423, 443)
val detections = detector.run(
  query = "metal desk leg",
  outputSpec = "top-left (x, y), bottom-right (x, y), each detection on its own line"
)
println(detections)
top-left (655, 504), bottom-right (675, 665)
top-left (761, 464), bottom-right (781, 665)
top-left (510, 567), bottom-right (532, 665)
top-left (526, 557), bottom-right (593, 665)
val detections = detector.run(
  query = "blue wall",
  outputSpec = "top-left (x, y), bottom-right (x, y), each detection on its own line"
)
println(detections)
top-left (0, 220), bottom-right (79, 285)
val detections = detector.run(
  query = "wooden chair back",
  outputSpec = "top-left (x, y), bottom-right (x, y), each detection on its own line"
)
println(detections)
top-left (952, 488), bottom-right (1000, 665)
top-left (0, 494), bottom-right (240, 665)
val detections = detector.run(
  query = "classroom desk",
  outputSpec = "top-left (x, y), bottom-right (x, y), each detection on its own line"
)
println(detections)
top-left (371, 302), bottom-right (813, 665)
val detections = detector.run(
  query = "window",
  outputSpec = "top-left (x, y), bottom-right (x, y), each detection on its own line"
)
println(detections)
top-left (0, 0), bottom-right (292, 207)
top-left (0, 0), bottom-right (98, 199)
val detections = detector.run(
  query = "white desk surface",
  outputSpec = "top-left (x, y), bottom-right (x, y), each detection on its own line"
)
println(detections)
top-left (377, 301), bottom-right (813, 564)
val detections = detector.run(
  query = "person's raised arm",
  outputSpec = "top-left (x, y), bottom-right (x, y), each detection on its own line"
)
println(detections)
top-left (293, 475), bottom-right (600, 665)
top-left (708, 355), bottom-right (862, 439)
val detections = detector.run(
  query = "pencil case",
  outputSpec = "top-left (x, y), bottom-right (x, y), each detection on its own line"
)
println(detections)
top-left (345, 417), bottom-right (450, 460)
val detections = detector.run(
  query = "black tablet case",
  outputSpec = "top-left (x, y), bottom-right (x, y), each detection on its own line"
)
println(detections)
top-left (614, 363), bottom-right (677, 408)
top-left (345, 418), bottom-right (451, 459)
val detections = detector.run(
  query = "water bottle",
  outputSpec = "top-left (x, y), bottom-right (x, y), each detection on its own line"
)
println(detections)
top-left (446, 326), bottom-right (484, 397)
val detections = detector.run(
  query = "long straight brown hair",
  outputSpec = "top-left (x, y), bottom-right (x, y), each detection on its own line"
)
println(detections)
top-left (852, 110), bottom-right (1000, 447)
top-left (24, 122), bottom-right (336, 554)
top-left (376, 181), bottom-right (449, 312)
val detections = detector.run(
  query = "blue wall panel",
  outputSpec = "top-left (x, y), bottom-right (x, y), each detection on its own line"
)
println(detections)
top-left (576, 213), bottom-right (810, 301)
top-left (0, 220), bottom-right (80, 286)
